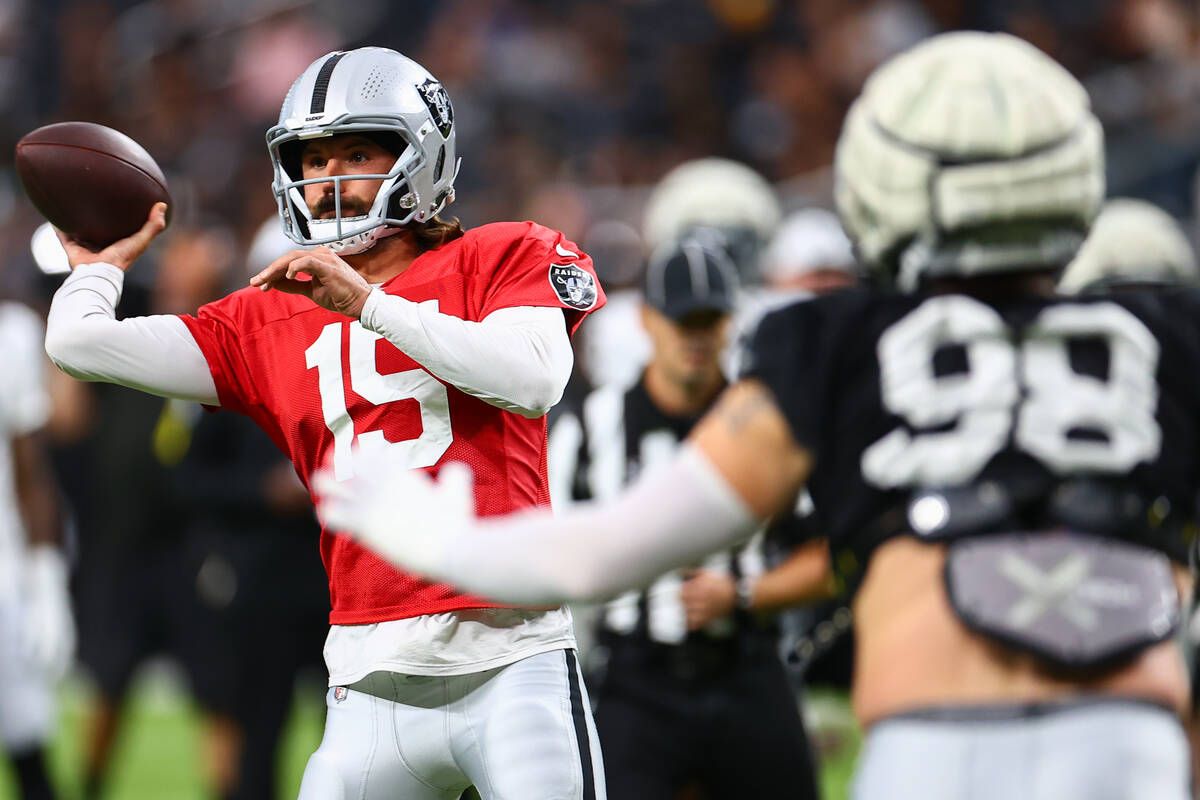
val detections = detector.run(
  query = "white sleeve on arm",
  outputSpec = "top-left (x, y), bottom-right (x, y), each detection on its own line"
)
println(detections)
top-left (45, 263), bottom-right (219, 404)
top-left (436, 444), bottom-right (761, 604)
top-left (359, 289), bottom-right (572, 418)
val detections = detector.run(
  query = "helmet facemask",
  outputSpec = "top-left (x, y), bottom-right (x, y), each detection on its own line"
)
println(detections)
top-left (269, 121), bottom-right (456, 256)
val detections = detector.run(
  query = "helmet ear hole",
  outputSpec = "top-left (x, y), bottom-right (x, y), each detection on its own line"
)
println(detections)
top-left (433, 145), bottom-right (446, 183)
top-left (386, 179), bottom-right (417, 218)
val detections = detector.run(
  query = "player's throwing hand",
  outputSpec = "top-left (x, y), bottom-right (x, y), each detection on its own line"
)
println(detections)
top-left (250, 246), bottom-right (373, 318)
top-left (55, 202), bottom-right (168, 272)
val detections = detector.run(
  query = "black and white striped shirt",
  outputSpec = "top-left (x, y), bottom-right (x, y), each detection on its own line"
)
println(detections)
top-left (549, 376), bottom-right (769, 647)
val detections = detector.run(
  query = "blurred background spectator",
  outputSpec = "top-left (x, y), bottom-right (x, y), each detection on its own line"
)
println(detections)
top-left (2, 0), bottom-right (1199, 308)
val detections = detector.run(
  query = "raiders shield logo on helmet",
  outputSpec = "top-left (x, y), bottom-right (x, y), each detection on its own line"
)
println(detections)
top-left (549, 263), bottom-right (598, 311)
top-left (417, 78), bottom-right (453, 138)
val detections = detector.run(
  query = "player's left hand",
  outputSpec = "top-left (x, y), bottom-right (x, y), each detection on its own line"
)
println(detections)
top-left (680, 569), bottom-right (737, 630)
top-left (313, 453), bottom-right (477, 576)
top-left (250, 246), bottom-right (372, 318)
top-left (21, 546), bottom-right (76, 681)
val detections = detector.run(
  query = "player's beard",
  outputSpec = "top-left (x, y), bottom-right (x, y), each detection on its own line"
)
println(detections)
top-left (315, 195), bottom-right (371, 219)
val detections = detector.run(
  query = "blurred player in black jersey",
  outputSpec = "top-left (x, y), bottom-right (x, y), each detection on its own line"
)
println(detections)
top-left (553, 237), bottom-right (820, 799)
top-left (1057, 196), bottom-right (1200, 795)
top-left (319, 32), bottom-right (1199, 799)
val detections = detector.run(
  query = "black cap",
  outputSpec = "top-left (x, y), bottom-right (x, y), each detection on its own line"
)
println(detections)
top-left (644, 236), bottom-right (739, 321)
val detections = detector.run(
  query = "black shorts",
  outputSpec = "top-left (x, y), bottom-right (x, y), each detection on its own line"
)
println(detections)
top-left (75, 525), bottom-right (328, 712)
top-left (74, 540), bottom-right (196, 701)
top-left (590, 638), bottom-right (819, 800)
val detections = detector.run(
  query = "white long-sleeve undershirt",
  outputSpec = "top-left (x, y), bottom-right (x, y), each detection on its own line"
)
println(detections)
top-left (46, 264), bottom-right (218, 402)
top-left (425, 446), bottom-right (761, 605)
top-left (45, 263), bottom-right (574, 416)
top-left (358, 287), bottom-right (571, 418)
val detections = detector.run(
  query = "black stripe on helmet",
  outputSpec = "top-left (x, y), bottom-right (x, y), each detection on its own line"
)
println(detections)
top-left (309, 52), bottom-right (348, 115)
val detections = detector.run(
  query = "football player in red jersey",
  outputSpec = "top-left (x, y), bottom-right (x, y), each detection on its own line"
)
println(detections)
top-left (46, 47), bottom-right (606, 800)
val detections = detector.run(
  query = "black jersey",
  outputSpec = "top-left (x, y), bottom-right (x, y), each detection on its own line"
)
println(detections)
top-left (743, 287), bottom-right (1200, 587)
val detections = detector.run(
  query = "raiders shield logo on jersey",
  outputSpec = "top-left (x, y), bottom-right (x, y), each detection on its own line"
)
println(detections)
top-left (417, 78), bottom-right (453, 138)
top-left (549, 263), bottom-right (598, 310)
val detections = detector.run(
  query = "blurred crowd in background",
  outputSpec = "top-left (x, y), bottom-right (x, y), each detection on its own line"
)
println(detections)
top-left (1, 0), bottom-right (1199, 306)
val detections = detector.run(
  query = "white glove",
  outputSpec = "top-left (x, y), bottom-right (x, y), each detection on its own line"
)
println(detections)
top-left (313, 456), bottom-right (477, 577)
top-left (22, 546), bottom-right (76, 681)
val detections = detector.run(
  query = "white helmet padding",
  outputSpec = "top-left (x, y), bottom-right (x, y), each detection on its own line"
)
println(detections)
top-left (267, 47), bottom-right (460, 255)
top-left (835, 32), bottom-right (1105, 290)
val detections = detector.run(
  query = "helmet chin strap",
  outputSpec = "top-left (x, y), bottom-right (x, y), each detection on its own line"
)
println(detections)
top-left (322, 222), bottom-right (404, 256)
top-left (306, 178), bottom-right (409, 256)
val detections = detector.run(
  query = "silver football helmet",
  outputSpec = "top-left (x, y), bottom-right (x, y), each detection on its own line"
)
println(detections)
top-left (835, 32), bottom-right (1104, 290)
top-left (267, 47), bottom-right (460, 255)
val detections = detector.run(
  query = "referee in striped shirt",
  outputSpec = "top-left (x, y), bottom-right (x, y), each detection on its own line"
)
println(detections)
top-left (550, 233), bottom-right (820, 799)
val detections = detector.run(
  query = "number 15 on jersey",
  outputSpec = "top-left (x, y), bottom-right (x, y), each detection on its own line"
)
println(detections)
top-left (306, 320), bottom-right (453, 480)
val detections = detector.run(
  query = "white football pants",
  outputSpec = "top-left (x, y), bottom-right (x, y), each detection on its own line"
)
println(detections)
top-left (297, 649), bottom-right (606, 800)
top-left (0, 589), bottom-right (55, 749)
top-left (852, 699), bottom-right (1190, 800)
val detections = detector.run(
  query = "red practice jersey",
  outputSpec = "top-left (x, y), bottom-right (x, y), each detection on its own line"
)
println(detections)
top-left (180, 221), bottom-right (605, 624)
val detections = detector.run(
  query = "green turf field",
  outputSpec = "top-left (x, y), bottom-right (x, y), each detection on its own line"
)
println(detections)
top-left (0, 670), bottom-right (859, 800)
top-left (807, 687), bottom-right (862, 800)
top-left (0, 666), bottom-right (325, 800)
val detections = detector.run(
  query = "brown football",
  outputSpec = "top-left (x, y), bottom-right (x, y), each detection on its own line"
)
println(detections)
top-left (15, 121), bottom-right (171, 249)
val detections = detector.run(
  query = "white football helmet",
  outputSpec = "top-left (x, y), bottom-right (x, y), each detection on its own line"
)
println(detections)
top-left (642, 158), bottom-right (781, 279)
top-left (267, 47), bottom-right (460, 255)
top-left (1058, 198), bottom-right (1199, 293)
top-left (760, 208), bottom-right (856, 285)
top-left (835, 32), bottom-right (1105, 290)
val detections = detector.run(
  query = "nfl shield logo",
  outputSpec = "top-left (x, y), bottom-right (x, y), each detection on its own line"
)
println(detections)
top-left (549, 263), bottom-right (598, 311)
top-left (333, 686), bottom-right (348, 703)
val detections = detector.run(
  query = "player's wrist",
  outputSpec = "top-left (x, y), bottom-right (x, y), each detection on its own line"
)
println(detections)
top-left (67, 259), bottom-right (123, 275)
top-left (347, 285), bottom-right (374, 319)
top-left (61, 263), bottom-right (127, 310)
top-left (357, 286), bottom-right (387, 326)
